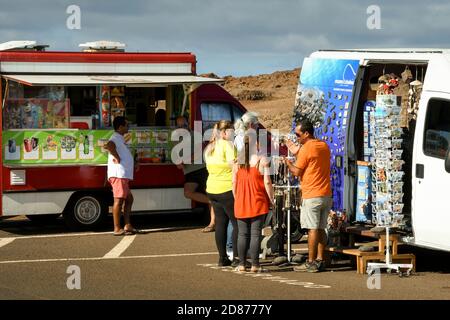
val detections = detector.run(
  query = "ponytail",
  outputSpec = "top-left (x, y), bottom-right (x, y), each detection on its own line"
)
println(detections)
top-left (206, 122), bottom-right (219, 156)
top-left (243, 135), bottom-right (250, 170)
top-left (239, 133), bottom-right (256, 170)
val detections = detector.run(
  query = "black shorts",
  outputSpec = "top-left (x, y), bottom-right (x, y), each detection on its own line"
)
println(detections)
top-left (185, 167), bottom-right (208, 193)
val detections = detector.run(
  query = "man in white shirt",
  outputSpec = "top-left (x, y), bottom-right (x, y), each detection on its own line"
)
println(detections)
top-left (105, 116), bottom-right (139, 235)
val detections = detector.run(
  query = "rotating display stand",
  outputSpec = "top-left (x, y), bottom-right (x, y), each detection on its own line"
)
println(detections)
top-left (271, 135), bottom-right (302, 265)
top-left (367, 94), bottom-right (412, 277)
top-left (366, 226), bottom-right (413, 277)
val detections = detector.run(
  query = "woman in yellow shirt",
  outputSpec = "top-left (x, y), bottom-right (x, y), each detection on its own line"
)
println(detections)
top-left (204, 120), bottom-right (238, 266)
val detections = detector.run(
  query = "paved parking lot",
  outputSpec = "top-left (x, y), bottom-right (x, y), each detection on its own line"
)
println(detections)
top-left (0, 214), bottom-right (449, 300)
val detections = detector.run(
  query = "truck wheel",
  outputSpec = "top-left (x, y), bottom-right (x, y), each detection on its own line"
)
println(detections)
top-left (26, 214), bottom-right (61, 224)
top-left (64, 194), bottom-right (107, 230)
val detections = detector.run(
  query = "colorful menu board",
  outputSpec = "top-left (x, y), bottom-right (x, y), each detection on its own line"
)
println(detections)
top-left (2, 128), bottom-right (175, 165)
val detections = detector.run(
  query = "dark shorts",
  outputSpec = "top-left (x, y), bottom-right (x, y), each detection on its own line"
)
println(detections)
top-left (185, 167), bottom-right (208, 193)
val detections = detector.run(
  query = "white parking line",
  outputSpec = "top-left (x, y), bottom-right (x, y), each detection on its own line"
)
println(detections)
top-left (197, 263), bottom-right (331, 289)
top-left (103, 235), bottom-right (136, 258)
top-left (0, 252), bottom-right (217, 265)
top-left (0, 238), bottom-right (15, 248)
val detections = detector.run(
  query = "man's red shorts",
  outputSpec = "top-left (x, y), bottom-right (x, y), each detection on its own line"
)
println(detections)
top-left (109, 177), bottom-right (130, 199)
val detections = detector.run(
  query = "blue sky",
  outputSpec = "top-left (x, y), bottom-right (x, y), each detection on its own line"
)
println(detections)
top-left (1, 0), bottom-right (450, 76)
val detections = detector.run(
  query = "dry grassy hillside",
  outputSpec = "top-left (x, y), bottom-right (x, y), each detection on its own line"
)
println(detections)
top-left (223, 68), bottom-right (300, 134)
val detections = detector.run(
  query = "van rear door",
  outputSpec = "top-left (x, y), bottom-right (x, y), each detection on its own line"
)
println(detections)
top-left (413, 92), bottom-right (450, 252)
top-left (293, 57), bottom-right (360, 212)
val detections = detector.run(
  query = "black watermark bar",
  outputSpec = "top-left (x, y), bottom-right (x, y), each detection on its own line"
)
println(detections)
top-left (0, 300), bottom-right (447, 319)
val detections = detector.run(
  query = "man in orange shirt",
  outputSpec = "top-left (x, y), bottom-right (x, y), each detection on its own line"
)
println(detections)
top-left (284, 119), bottom-right (332, 272)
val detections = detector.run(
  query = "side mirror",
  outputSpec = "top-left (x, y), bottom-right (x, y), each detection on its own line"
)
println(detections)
top-left (445, 148), bottom-right (450, 173)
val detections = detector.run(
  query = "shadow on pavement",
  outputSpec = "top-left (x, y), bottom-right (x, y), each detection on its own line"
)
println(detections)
top-left (0, 211), bottom-right (207, 237)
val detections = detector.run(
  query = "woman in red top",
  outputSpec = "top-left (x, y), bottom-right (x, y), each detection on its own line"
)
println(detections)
top-left (232, 130), bottom-right (274, 272)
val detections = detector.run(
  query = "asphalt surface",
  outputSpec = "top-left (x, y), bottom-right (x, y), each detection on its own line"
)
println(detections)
top-left (0, 213), bottom-right (449, 300)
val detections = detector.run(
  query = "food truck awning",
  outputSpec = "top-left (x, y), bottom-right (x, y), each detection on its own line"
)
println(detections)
top-left (1, 74), bottom-right (224, 86)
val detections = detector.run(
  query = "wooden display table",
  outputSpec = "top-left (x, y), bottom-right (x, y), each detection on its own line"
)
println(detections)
top-left (327, 228), bottom-right (416, 274)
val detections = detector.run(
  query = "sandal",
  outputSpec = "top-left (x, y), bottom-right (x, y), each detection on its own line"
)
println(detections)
top-left (124, 228), bottom-right (144, 235)
top-left (234, 266), bottom-right (247, 273)
top-left (113, 229), bottom-right (125, 236)
top-left (202, 225), bottom-right (215, 233)
top-left (250, 266), bottom-right (266, 273)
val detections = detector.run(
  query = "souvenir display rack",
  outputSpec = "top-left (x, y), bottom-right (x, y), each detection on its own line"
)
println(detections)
top-left (271, 133), bottom-right (301, 263)
top-left (367, 93), bottom-right (413, 276)
top-left (370, 94), bottom-right (405, 228)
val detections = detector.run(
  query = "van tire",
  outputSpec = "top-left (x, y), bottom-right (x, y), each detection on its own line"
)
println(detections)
top-left (63, 194), bottom-right (108, 230)
top-left (26, 214), bottom-right (61, 224)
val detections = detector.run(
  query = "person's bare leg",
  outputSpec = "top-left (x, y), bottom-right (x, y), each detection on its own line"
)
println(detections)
top-left (113, 198), bottom-right (124, 233)
top-left (317, 229), bottom-right (327, 261)
top-left (184, 183), bottom-right (210, 203)
top-left (209, 205), bottom-right (215, 227)
top-left (308, 229), bottom-right (319, 262)
top-left (123, 193), bottom-right (134, 231)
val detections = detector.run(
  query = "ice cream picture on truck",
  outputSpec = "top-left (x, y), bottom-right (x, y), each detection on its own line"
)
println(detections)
top-left (0, 40), bottom-right (269, 229)
top-left (293, 49), bottom-right (450, 253)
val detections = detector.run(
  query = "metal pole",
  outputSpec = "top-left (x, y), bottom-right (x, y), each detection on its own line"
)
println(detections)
top-left (287, 197), bottom-right (291, 261)
top-left (286, 148), bottom-right (292, 262)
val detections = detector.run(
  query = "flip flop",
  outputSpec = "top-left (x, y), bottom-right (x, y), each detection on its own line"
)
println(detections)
top-left (234, 266), bottom-right (247, 273)
top-left (113, 229), bottom-right (125, 236)
top-left (250, 266), bottom-right (267, 273)
top-left (202, 226), bottom-right (215, 233)
top-left (124, 228), bottom-right (144, 235)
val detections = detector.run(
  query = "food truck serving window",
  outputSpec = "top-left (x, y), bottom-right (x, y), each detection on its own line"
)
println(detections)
top-left (2, 81), bottom-right (171, 130)
top-left (2, 81), bottom-right (69, 130)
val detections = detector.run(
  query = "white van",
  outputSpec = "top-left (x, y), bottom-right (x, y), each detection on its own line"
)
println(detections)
top-left (294, 49), bottom-right (450, 252)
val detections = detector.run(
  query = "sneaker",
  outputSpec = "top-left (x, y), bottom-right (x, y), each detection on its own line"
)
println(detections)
top-left (218, 257), bottom-right (232, 267)
top-left (315, 259), bottom-right (326, 272)
top-left (293, 261), bottom-right (319, 273)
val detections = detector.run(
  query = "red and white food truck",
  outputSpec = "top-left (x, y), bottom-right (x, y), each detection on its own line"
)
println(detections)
top-left (0, 41), bottom-right (250, 229)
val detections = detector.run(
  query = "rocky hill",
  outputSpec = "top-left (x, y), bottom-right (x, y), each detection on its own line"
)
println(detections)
top-left (222, 68), bottom-right (300, 133)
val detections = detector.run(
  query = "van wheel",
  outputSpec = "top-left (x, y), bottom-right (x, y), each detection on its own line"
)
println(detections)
top-left (26, 214), bottom-right (61, 224)
top-left (64, 194), bottom-right (107, 230)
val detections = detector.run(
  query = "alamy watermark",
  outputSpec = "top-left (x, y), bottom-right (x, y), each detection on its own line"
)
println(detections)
top-left (367, 5), bottom-right (381, 30)
top-left (66, 265), bottom-right (81, 290)
top-left (66, 5), bottom-right (81, 30)
top-left (169, 122), bottom-right (282, 174)
top-left (366, 267), bottom-right (381, 290)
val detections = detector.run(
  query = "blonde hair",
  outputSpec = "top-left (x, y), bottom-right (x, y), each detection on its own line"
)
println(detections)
top-left (206, 120), bottom-right (233, 156)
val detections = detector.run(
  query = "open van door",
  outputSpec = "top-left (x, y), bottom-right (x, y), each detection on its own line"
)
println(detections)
top-left (0, 77), bottom-right (3, 217)
top-left (412, 92), bottom-right (450, 251)
top-left (293, 57), bottom-right (361, 213)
